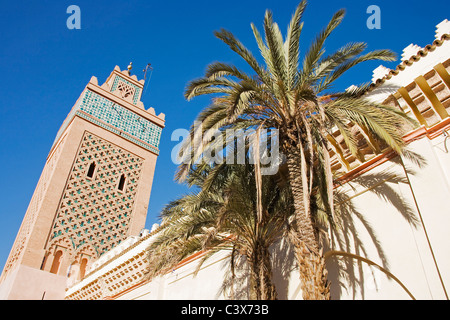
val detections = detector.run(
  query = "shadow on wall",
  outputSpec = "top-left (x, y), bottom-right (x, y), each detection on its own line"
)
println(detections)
top-left (325, 152), bottom-right (425, 300)
top-left (180, 151), bottom-right (426, 300)
top-left (217, 253), bottom-right (250, 300)
top-left (216, 237), bottom-right (297, 300)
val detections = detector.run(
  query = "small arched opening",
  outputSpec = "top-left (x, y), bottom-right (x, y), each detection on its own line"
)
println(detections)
top-left (50, 250), bottom-right (63, 274)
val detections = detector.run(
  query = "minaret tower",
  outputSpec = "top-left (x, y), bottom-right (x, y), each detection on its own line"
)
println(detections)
top-left (0, 65), bottom-right (165, 299)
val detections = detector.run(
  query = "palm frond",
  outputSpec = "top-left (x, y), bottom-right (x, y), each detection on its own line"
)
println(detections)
top-left (263, 9), bottom-right (288, 84)
top-left (284, 0), bottom-right (307, 89)
top-left (299, 9), bottom-right (345, 87)
top-left (325, 97), bottom-right (408, 154)
top-left (317, 49), bottom-right (397, 92)
top-left (214, 28), bottom-right (270, 85)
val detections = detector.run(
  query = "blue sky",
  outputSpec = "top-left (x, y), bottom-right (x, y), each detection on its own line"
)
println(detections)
top-left (0, 0), bottom-right (447, 269)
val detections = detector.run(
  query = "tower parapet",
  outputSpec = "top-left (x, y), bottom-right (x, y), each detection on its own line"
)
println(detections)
top-left (52, 65), bottom-right (165, 157)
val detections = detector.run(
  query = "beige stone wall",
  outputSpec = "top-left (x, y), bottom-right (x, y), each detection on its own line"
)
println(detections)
top-left (326, 137), bottom-right (450, 299)
top-left (0, 265), bottom-right (67, 300)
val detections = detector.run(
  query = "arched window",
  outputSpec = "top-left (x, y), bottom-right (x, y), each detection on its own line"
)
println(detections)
top-left (79, 258), bottom-right (88, 280)
top-left (86, 162), bottom-right (96, 179)
top-left (117, 174), bottom-right (126, 192)
top-left (50, 250), bottom-right (63, 274)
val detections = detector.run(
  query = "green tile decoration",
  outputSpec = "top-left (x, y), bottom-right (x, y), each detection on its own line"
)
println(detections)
top-left (50, 132), bottom-right (144, 255)
top-left (52, 88), bottom-right (162, 154)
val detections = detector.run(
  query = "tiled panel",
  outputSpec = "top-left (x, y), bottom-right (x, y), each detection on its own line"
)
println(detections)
top-left (49, 132), bottom-right (144, 257)
top-left (53, 89), bottom-right (162, 154)
top-left (80, 90), bottom-right (161, 149)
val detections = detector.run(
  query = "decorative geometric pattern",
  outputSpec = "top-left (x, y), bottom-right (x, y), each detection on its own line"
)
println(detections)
top-left (66, 249), bottom-right (148, 300)
top-left (81, 90), bottom-right (162, 148)
top-left (116, 80), bottom-right (136, 100)
top-left (64, 228), bottom-right (160, 300)
top-left (48, 132), bottom-right (144, 257)
top-left (75, 111), bottom-right (160, 154)
top-left (111, 75), bottom-right (141, 105)
top-left (52, 89), bottom-right (162, 154)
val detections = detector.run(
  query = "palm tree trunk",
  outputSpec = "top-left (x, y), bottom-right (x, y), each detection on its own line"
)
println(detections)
top-left (249, 244), bottom-right (277, 300)
top-left (259, 244), bottom-right (277, 300)
top-left (286, 147), bottom-right (317, 250)
top-left (249, 260), bottom-right (261, 300)
top-left (289, 232), bottom-right (330, 300)
top-left (286, 148), bottom-right (330, 300)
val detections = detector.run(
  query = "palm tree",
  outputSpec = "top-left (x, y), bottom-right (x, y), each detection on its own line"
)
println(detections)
top-left (146, 162), bottom-right (293, 300)
top-left (177, 1), bottom-right (415, 299)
